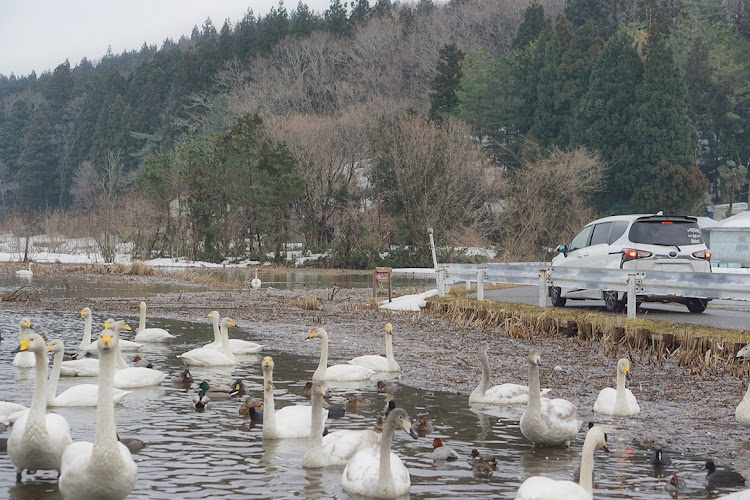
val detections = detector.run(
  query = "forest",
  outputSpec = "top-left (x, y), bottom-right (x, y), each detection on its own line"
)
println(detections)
top-left (0, 0), bottom-right (748, 267)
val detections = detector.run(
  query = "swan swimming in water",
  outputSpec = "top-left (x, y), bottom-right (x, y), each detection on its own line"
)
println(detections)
top-left (307, 327), bottom-right (376, 381)
top-left (593, 358), bottom-right (640, 417)
top-left (469, 342), bottom-right (551, 405)
top-left (15, 261), bottom-right (33, 279)
top-left (12, 317), bottom-right (35, 368)
top-left (134, 301), bottom-right (175, 342)
top-left (348, 323), bottom-right (401, 372)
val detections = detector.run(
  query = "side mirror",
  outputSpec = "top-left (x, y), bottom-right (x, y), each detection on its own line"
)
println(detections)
top-left (556, 244), bottom-right (567, 257)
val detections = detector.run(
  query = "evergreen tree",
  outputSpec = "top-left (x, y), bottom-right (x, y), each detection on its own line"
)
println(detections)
top-left (429, 42), bottom-right (465, 120)
top-left (258, 4), bottom-right (289, 53)
top-left (290, 2), bottom-right (317, 37)
top-left (564, 0), bottom-right (615, 39)
top-left (512, 2), bottom-right (546, 50)
top-left (350, 0), bottom-right (372, 26)
top-left (0, 100), bottom-right (32, 176)
top-left (16, 106), bottom-right (60, 209)
top-left (324, 0), bottom-right (350, 37)
top-left (46, 61), bottom-right (74, 123)
top-left (219, 21), bottom-right (234, 61)
top-left (373, 0), bottom-right (393, 18)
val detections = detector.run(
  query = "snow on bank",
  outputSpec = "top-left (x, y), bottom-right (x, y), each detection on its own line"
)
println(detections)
top-left (379, 289), bottom-right (439, 311)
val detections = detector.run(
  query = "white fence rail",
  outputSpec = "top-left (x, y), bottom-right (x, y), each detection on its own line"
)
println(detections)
top-left (437, 262), bottom-right (750, 318)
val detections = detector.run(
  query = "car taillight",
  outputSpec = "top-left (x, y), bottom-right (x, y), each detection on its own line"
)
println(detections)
top-left (692, 249), bottom-right (711, 261)
top-left (622, 248), bottom-right (653, 262)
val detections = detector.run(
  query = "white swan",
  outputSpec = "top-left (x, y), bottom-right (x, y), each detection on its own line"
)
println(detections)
top-left (303, 381), bottom-right (379, 467)
top-left (15, 261), bottom-right (33, 279)
top-left (348, 323), bottom-right (401, 372)
top-left (519, 351), bottom-right (580, 447)
top-left (7, 332), bottom-right (72, 482)
top-left (59, 328), bottom-right (138, 499)
top-left (307, 327), bottom-right (376, 381)
top-left (734, 345), bottom-right (750, 426)
top-left (250, 269), bottom-right (261, 289)
top-left (134, 301), bottom-right (175, 342)
top-left (79, 307), bottom-right (142, 353)
top-left (12, 317), bottom-right (36, 368)
top-left (515, 425), bottom-right (610, 499)
top-left (593, 358), bottom-right (640, 417)
top-left (47, 339), bottom-right (131, 407)
top-left (205, 311), bottom-right (264, 354)
top-left (104, 320), bottom-right (165, 389)
top-left (342, 407), bottom-right (418, 498)
top-left (0, 401), bottom-right (28, 426)
top-left (261, 356), bottom-right (322, 439)
top-left (178, 317), bottom-right (237, 367)
top-left (469, 342), bottom-right (551, 405)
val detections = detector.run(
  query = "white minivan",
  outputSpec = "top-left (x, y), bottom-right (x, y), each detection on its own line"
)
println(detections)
top-left (550, 214), bottom-right (712, 313)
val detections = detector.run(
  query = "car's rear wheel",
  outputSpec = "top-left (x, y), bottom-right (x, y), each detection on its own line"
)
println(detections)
top-left (604, 291), bottom-right (623, 313)
top-left (686, 298), bottom-right (708, 313)
top-left (549, 286), bottom-right (566, 307)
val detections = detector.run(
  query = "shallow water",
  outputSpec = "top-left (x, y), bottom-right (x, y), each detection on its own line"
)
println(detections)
top-left (0, 289), bottom-right (748, 498)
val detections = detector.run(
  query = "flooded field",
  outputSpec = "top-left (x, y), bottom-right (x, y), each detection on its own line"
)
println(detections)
top-left (0, 272), bottom-right (749, 499)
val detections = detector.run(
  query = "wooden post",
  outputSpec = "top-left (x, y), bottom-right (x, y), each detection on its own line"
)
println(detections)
top-left (373, 267), bottom-right (393, 302)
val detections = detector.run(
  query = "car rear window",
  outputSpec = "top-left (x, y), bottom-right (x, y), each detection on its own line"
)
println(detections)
top-left (628, 220), bottom-right (704, 246)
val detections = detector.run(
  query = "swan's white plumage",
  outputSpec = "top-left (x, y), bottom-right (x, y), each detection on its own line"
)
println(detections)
top-left (134, 301), bottom-right (174, 342)
top-left (0, 401), bottom-right (28, 425)
top-left (79, 307), bottom-right (142, 352)
top-left (59, 358), bottom-right (100, 377)
top-left (205, 311), bottom-right (264, 354)
top-left (593, 358), bottom-right (640, 417)
top-left (250, 268), bottom-right (262, 289)
top-left (515, 425), bottom-right (609, 500)
top-left (348, 323), bottom-right (401, 372)
top-left (103, 319), bottom-right (166, 389)
top-left (519, 351), bottom-right (580, 447)
top-left (15, 261), bottom-right (33, 279)
top-left (342, 408), bottom-right (416, 498)
top-left (308, 328), bottom-right (376, 381)
top-left (178, 317), bottom-right (237, 367)
top-left (47, 339), bottom-right (131, 407)
top-left (261, 356), bottom-right (323, 440)
top-left (304, 381), bottom-right (378, 467)
top-left (7, 333), bottom-right (72, 481)
top-left (735, 345), bottom-right (750, 426)
top-left (469, 342), bottom-right (550, 405)
top-left (59, 329), bottom-right (138, 499)
top-left (12, 317), bottom-right (36, 368)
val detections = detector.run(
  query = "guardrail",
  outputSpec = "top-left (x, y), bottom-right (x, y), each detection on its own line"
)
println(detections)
top-left (437, 262), bottom-right (750, 318)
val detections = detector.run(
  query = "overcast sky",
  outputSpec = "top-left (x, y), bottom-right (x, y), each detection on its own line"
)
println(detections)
top-left (0, 0), bottom-right (333, 77)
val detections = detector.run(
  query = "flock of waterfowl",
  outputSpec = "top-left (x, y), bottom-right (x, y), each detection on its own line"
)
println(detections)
top-left (2, 299), bottom-right (750, 499)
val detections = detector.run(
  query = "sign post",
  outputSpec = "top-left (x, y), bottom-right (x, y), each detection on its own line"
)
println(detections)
top-left (373, 267), bottom-right (393, 303)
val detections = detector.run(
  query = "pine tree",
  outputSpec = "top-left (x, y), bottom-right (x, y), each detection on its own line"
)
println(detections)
top-left (429, 42), bottom-right (465, 120)
top-left (16, 106), bottom-right (60, 209)
top-left (290, 2), bottom-right (317, 37)
top-left (512, 2), bottom-right (546, 50)
top-left (325, 0), bottom-right (350, 37)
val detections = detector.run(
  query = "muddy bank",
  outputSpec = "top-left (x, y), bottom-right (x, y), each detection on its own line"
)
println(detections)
top-left (3, 264), bottom-right (750, 468)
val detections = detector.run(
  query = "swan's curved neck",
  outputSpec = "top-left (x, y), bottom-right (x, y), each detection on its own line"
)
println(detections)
top-left (526, 361), bottom-right (541, 416)
top-left (138, 306), bottom-right (146, 332)
top-left (47, 349), bottom-right (64, 405)
top-left (80, 314), bottom-right (93, 350)
top-left (114, 339), bottom-right (129, 370)
top-left (28, 348), bottom-right (50, 429)
top-left (219, 324), bottom-right (236, 361)
top-left (304, 385), bottom-right (324, 464)
top-left (470, 348), bottom-right (490, 401)
top-left (615, 368), bottom-right (628, 413)
top-left (313, 335), bottom-right (328, 381)
top-left (377, 416), bottom-right (396, 493)
top-left (385, 332), bottom-right (395, 363)
top-left (578, 432), bottom-right (599, 493)
top-left (211, 316), bottom-right (221, 344)
top-left (92, 347), bottom-right (119, 466)
top-left (262, 368), bottom-right (277, 437)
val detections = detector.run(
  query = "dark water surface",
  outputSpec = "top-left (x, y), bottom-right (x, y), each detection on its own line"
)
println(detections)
top-left (0, 277), bottom-right (748, 499)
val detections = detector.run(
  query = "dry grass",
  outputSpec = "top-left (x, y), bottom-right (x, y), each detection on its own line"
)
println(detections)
top-left (292, 296), bottom-right (321, 310)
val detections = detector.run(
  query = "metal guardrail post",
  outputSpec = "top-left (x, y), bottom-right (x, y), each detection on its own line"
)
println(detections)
top-left (428, 228), bottom-right (438, 270)
top-left (477, 267), bottom-right (485, 301)
top-left (539, 269), bottom-right (547, 308)
top-left (627, 274), bottom-right (636, 319)
top-left (437, 268), bottom-right (446, 297)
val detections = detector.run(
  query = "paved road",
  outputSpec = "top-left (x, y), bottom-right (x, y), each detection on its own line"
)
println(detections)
top-left (475, 285), bottom-right (750, 331)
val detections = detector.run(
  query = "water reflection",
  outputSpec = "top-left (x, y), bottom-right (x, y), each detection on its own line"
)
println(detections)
top-left (0, 307), bottom-right (748, 498)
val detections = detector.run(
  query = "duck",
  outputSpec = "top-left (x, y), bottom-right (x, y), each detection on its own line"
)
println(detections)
top-left (178, 317), bottom-right (237, 367)
top-left (469, 342), bottom-right (550, 404)
top-left (15, 261), bottom-right (33, 279)
top-left (303, 381), bottom-right (379, 468)
top-left (472, 453), bottom-right (497, 478)
top-left (105, 320), bottom-right (166, 389)
top-left (205, 311), bottom-right (264, 354)
top-left (307, 327), bottom-right (376, 381)
top-left (195, 379), bottom-right (245, 400)
top-left (12, 317), bottom-right (36, 368)
top-left (377, 380), bottom-right (399, 393)
top-left (412, 416), bottom-right (434, 436)
top-left (304, 381), bottom-right (314, 398)
top-left (58, 329), bottom-right (138, 499)
top-left (519, 351), bottom-right (580, 447)
top-left (171, 369), bottom-right (194, 387)
top-left (239, 398), bottom-right (263, 419)
top-left (326, 401), bottom-right (346, 418)
top-left (118, 435), bottom-right (146, 454)
top-left (79, 307), bottom-right (142, 353)
top-left (132, 355), bottom-right (153, 368)
top-left (134, 301), bottom-right (175, 342)
top-left (342, 407), bottom-right (418, 498)
top-left (665, 474), bottom-right (686, 494)
top-left (47, 339), bottom-right (131, 407)
top-left (261, 356), bottom-right (323, 439)
top-left (515, 425), bottom-right (610, 499)
top-left (7, 332), bottom-right (72, 483)
top-left (347, 323), bottom-right (401, 372)
top-left (650, 448), bottom-right (672, 468)
top-left (593, 358), bottom-right (640, 417)
top-left (251, 269), bottom-right (262, 289)
top-left (346, 393), bottom-right (373, 413)
top-left (192, 390), bottom-right (210, 411)
top-left (705, 460), bottom-right (747, 487)
top-left (431, 437), bottom-right (459, 461)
